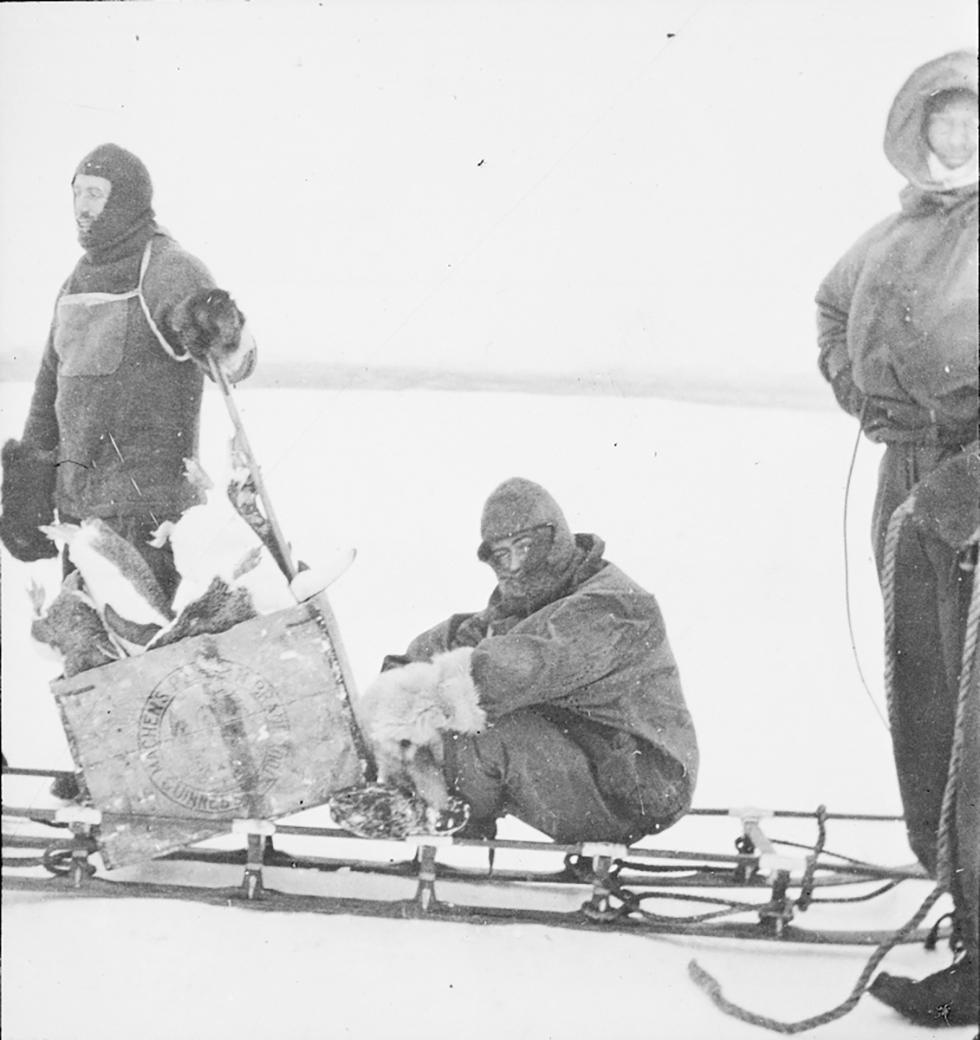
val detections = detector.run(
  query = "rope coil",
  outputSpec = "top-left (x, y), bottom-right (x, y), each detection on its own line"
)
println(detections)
top-left (690, 498), bottom-right (980, 1032)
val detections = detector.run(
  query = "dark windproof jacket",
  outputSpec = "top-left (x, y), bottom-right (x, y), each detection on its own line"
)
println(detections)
top-left (396, 533), bottom-right (699, 783)
top-left (816, 50), bottom-right (978, 446)
top-left (22, 230), bottom-right (255, 521)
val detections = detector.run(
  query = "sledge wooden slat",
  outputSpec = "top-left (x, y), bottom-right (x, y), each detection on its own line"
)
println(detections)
top-left (52, 603), bottom-right (366, 868)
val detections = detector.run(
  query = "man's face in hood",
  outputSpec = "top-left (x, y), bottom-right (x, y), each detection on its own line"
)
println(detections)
top-left (925, 93), bottom-right (978, 170)
top-left (483, 525), bottom-right (557, 599)
top-left (477, 478), bottom-right (578, 616)
top-left (73, 174), bottom-right (112, 245)
top-left (482, 523), bottom-right (573, 617)
top-left (71, 144), bottom-right (155, 257)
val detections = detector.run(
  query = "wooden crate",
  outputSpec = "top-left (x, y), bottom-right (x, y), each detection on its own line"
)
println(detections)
top-left (52, 601), bottom-right (366, 868)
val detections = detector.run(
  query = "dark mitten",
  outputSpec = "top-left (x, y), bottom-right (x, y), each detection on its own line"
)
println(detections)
top-left (0, 439), bottom-right (58, 562)
top-left (167, 288), bottom-right (245, 364)
top-left (907, 447), bottom-right (980, 550)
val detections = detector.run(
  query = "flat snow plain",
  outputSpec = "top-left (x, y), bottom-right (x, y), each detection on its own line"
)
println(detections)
top-left (2, 382), bottom-right (972, 1039)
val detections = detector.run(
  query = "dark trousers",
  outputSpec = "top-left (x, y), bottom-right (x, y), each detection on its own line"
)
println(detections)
top-left (874, 443), bottom-right (979, 957)
top-left (444, 707), bottom-right (691, 844)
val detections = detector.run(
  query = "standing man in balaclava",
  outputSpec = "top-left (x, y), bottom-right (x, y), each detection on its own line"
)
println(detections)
top-left (816, 52), bottom-right (978, 1027)
top-left (358, 477), bottom-right (698, 845)
top-left (0, 143), bottom-right (256, 600)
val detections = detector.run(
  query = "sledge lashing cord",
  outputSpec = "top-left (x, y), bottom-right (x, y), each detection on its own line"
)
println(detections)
top-left (689, 505), bottom-right (980, 1033)
top-left (841, 406), bottom-right (890, 730)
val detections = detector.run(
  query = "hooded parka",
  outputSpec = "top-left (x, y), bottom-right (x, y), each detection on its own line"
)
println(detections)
top-left (387, 479), bottom-right (698, 842)
top-left (816, 50), bottom-right (978, 449)
top-left (815, 54), bottom-right (979, 971)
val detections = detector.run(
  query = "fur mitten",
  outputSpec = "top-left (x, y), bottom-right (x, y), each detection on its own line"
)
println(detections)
top-left (0, 439), bottom-right (58, 562)
top-left (906, 447), bottom-right (980, 550)
top-left (360, 646), bottom-right (486, 756)
top-left (358, 647), bottom-right (486, 813)
top-left (329, 782), bottom-right (471, 840)
top-left (166, 289), bottom-right (245, 364)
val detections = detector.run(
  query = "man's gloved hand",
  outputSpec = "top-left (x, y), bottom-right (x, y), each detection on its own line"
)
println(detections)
top-left (167, 288), bottom-right (245, 366)
top-left (0, 438), bottom-right (58, 562)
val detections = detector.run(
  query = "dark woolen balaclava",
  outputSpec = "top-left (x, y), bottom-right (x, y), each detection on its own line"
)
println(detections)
top-left (73, 143), bottom-right (156, 263)
top-left (478, 477), bottom-right (578, 616)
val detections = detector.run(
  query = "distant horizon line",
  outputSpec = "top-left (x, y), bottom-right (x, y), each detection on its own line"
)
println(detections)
top-left (0, 356), bottom-right (832, 410)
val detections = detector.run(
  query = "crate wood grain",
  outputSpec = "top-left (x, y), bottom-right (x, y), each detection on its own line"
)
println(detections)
top-left (52, 602), bottom-right (366, 868)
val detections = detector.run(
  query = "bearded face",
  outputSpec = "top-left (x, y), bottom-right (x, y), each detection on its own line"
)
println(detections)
top-left (480, 523), bottom-right (576, 615)
top-left (73, 174), bottom-right (112, 246)
top-left (71, 144), bottom-right (155, 257)
top-left (476, 478), bottom-right (579, 616)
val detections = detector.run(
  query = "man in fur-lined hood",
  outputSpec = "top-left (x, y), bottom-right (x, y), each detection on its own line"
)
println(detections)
top-left (816, 50), bottom-right (977, 453)
top-left (816, 52), bottom-right (978, 1027)
top-left (363, 477), bottom-right (698, 845)
top-left (0, 144), bottom-right (256, 602)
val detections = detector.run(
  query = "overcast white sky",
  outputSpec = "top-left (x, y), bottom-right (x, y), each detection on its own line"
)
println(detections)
top-left (0, 0), bottom-right (974, 384)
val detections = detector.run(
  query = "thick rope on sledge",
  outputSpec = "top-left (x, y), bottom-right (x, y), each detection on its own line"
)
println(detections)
top-left (690, 504), bottom-right (980, 1033)
top-left (688, 887), bottom-right (943, 1034)
top-left (881, 496), bottom-right (918, 727)
top-left (936, 526), bottom-right (980, 890)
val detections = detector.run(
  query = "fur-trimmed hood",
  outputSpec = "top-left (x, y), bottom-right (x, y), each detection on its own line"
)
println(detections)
top-left (884, 50), bottom-right (978, 196)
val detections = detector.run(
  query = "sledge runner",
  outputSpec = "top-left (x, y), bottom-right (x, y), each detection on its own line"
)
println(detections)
top-left (816, 51), bottom-right (979, 1027)
top-left (350, 477), bottom-right (698, 844)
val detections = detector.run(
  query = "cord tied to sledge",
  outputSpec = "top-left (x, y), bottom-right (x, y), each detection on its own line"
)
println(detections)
top-left (795, 805), bottom-right (828, 912)
top-left (689, 503), bottom-right (980, 1033)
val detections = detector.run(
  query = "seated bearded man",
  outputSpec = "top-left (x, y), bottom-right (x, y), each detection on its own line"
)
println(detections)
top-left (351, 477), bottom-right (699, 844)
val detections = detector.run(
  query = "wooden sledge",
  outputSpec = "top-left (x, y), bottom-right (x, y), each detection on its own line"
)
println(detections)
top-left (2, 787), bottom-right (948, 948)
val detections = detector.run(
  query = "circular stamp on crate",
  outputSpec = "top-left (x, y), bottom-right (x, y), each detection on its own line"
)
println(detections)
top-left (137, 650), bottom-right (292, 814)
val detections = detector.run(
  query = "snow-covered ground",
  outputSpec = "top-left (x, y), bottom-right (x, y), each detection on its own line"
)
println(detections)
top-left (2, 382), bottom-right (974, 1039)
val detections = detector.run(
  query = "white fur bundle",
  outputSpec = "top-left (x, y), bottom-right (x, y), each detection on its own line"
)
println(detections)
top-left (358, 647), bottom-right (486, 811)
top-left (151, 475), bottom-right (292, 617)
top-left (41, 519), bottom-right (173, 653)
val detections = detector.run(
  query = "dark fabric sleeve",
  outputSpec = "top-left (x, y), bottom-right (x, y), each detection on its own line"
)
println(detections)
top-left (381, 611), bottom-right (490, 672)
top-left (470, 591), bottom-right (652, 719)
top-left (146, 249), bottom-right (257, 384)
top-left (815, 271), bottom-right (853, 386)
top-left (21, 325), bottom-right (61, 452)
top-left (815, 215), bottom-right (897, 416)
top-left (143, 248), bottom-right (216, 358)
top-left (816, 251), bottom-right (865, 420)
